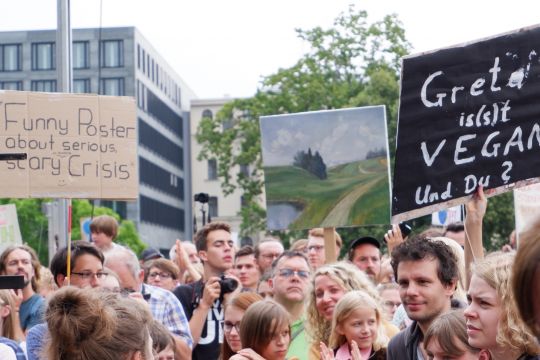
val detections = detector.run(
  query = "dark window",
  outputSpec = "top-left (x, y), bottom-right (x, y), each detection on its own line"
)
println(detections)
top-left (73, 41), bottom-right (89, 69)
top-left (137, 44), bottom-right (141, 69)
top-left (73, 79), bottom-right (90, 93)
top-left (142, 49), bottom-right (146, 73)
top-left (100, 77), bottom-right (124, 95)
top-left (140, 195), bottom-right (185, 231)
top-left (202, 109), bottom-right (213, 120)
top-left (0, 44), bottom-right (22, 71)
top-left (100, 40), bottom-right (123, 67)
top-left (208, 196), bottom-right (218, 218)
top-left (31, 42), bottom-right (55, 70)
top-left (0, 81), bottom-right (22, 90)
top-left (208, 159), bottom-right (217, 180)
top-left (240, 164), bottom-right (249, 177)
top-left (31, 80), bottom-right (56, 92)
top-left (100, 201), bottom-right (127, 219)
top-left (138, 119), bottom-right (183, 169)
top-left (139, 157), bottom-right (184, 200)
top-left (146, 89), bottom-right (182, 135)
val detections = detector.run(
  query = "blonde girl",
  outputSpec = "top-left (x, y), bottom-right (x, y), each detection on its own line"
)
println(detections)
top-left (321, 290), bottom-right (387, 360)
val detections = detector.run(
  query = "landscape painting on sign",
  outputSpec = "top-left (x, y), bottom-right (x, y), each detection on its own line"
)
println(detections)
top-left (260, 106), bottom-right (391, 231)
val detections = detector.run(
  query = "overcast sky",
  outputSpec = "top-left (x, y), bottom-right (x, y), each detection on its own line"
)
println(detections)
top-left (2, 0), bottom-right (539, 100)
top-left (260, 107), bottom-right (386, 167)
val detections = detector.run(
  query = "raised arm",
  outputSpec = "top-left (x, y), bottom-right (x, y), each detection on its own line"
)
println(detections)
top-left (464, 186), bottom-right (487, 289)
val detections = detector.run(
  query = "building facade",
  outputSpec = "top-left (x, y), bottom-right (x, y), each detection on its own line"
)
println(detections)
top-left (190, 98), bottom-right (246, 244)
top-left (0, 27), bottom-right (195, 251)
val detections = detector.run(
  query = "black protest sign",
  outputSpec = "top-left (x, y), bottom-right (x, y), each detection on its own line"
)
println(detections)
top-left (392, 25), bottom-right (540, 222)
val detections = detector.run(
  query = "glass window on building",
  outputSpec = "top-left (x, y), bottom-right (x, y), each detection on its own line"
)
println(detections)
top-left (0, 44), bottom-right (22, 71)
top-left (100, 40), bottom-right (123, 68)
top-left (73, 79), bottom-right (91, 94)
top-left (0, 81), bottom-right (22, 90)
top-left (208, 196), bottom-right (218, 218)
top-left (31, 42), bottom-right (55, 70)
top-left (31, 80), bottom-right (56, 92)
top-left (202, 109), bottom-right (213, 120)
top-left (100, 78), bottom-right (124, 96)
top-left (73, 41), bottom-right (89, 69)
top-left (208, 159), bottom-right (217, 180)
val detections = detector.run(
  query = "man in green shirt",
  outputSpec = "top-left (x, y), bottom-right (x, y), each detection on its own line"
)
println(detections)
top-left (269, 250), bottom-right (311, 360)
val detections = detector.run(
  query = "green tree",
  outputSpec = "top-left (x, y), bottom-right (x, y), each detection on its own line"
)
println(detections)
top-left (197, 5), bottom-right (411, 236)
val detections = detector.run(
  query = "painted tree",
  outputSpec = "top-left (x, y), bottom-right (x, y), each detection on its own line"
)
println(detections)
top-left (197, 5), bottom-right (410, 235)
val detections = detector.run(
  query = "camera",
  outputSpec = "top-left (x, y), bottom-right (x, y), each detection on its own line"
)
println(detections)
top-left (219, 274), bottom-right (238, 295)
top-left (194, 192), bottom-right (210, 203)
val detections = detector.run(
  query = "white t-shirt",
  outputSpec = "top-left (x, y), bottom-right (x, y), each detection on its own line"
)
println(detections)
top-left (0, 343), bottom-right (17, 360)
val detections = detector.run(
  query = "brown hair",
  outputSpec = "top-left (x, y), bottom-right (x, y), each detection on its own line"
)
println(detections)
top-left (425, 310), bottom-right (479, 358)
top-left (513, 219), bottom-right (540, 339)
top-left (220, 292), bottom-right (263, 360)
top-left (235, 245), bottom-right (255, 261)
top-left (308, 228), bottom-right (343, 248)
top-left (149, 320), bottom-right (179, 358)
top-left (290, 239), bottom-right (308, 253)
top-left (239, 300), bottom-right (290, 356)
top-left (0, 245), bottom-right (41, 292)
top-left (144, 258), bottom-right (180, 282)
top-left (89, 215), bottom-right (119, 239)
top-left (0, 290), bottom-right (22, 342)
top-left (194, 221), bottom-right (231, 252)
top-left (44, 287), bottom-right (153, 360)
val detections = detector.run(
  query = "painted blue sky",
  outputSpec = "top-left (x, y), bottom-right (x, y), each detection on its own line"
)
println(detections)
top-left (260, 106), bottom-right (388, 167)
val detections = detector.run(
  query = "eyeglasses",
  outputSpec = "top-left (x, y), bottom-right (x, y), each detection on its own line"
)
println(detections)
top-left (148, 272), bottom-right (173, 279)
top-left (307, 245), bottom-right (324, 252)
top-left (222, 321), bottom-right (241, 333)
top-left (383, 301), bottom-right (401, 308)
top-left (71, 271), bottom-right (108, 280)
top-left (277, 268), bottom-right (309, 279)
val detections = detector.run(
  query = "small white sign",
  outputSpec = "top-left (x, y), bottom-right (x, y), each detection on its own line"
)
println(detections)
top-left (431, 205), bottom-right (463, 226)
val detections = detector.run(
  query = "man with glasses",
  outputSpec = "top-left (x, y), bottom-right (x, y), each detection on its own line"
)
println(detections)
top-left (0, 245), bottom-right (45, 333)
top-left (144, 258), bottom-right (180, 291)
top-left (306, 227), bottom-right (342, 269)
top-left (269, 251), bottom-right (311, 360)
top-left (26, 240), bottom-right (108, 360)
top-left (254, 237), bottom-right (284, 275)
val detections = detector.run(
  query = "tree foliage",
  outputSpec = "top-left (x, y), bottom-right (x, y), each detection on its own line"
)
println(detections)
top-left (197, 5), bottom-right (411, 236)
top-left (0, 199), bottom-right (145, 264)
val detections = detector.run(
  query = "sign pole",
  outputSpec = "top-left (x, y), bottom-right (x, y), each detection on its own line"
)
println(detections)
top-left (323, 227), bottom-right (337, 264)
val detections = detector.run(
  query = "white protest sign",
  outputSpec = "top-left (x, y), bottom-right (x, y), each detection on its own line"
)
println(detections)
top-left (0, 204), bottom-right (22, 252)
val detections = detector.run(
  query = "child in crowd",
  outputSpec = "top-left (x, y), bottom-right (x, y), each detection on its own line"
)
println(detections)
top-left (230, 300), bottom-right (296, 360)
top-left (149, 320), bottom-right (178, 360)
top-left (321, 290), bottom-right (387, 360)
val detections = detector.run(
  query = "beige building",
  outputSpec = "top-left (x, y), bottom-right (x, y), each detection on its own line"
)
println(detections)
top-left (190, 98), bottom-right (247, 244)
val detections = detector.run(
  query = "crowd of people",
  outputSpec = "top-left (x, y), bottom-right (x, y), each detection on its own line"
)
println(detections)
top-left (0, 186), bottom-right (539, 360)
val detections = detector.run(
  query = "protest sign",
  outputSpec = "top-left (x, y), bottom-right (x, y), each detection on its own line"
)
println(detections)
top-left (392, 25), bottom-right (540, 222)
top-left (0, 91), bottom-right (138, 199)
top-left (514, 182), bottom-right (540, 237)
top-left (260, 106), bottom-right (391, 230)
top-left (0, 204), bottom-right (22, 252)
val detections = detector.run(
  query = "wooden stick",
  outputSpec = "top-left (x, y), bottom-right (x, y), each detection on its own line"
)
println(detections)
top-left (324, 227), bottom-right (337, 264)
top-left (66, 199), bottom-right (72, 286)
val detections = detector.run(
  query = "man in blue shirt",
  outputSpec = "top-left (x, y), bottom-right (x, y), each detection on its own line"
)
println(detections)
top-left (0, 245), bottom-right (45, 333)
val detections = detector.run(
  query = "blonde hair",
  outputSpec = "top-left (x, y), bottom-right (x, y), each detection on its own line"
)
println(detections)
top-left (0, 290), bottom-right (21, 341)
top-left (45, 287), bottom-right (154, 360)
top-left (308, 228), bottom-right (342, 248)
top-left (329, 290), bottom-right (388, 350)
top-left (306, 261), bottom-right (380, 344)
top-left (472, 252), bottom-right (539, 355)
top-left (430, 236), bottom-right (466, 302)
